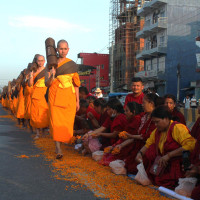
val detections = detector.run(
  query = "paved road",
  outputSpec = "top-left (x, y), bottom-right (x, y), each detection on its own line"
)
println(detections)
top-left (0, 105), bottom-right (102, 200)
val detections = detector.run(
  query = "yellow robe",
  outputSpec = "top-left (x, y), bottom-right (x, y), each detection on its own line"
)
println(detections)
top-left (30, 75), bottom-right (49, 128)
top-left (16, 86), bottom-right (24, 119)
top-left (24, 84), bottom-right (33, 120)
top-left (48, 58), bottom-right (80, 143)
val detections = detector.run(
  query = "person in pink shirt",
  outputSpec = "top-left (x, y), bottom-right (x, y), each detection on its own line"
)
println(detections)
top-left (124, 77), bottom-right (144, 107)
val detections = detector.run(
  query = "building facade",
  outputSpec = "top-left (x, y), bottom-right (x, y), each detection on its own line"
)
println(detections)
top-left (78, 53), bottom-right (109, 93)
top-left (135, 0), bottom-right (200, 100)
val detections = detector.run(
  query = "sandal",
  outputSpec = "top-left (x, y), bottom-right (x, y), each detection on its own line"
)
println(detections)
top-left (56, 154), bottom-right (63, 159)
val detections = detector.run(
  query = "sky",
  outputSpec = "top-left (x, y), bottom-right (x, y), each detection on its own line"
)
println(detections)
top-left (0, 0), bottom-right (110, 87)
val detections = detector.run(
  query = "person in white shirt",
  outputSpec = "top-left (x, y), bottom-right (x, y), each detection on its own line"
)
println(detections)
top-left (183, 95), bottom-right (190, 109)
top-left (190, 95), bottom-right (197, 108)
top-left (94, 88), bottom-right (103, 98)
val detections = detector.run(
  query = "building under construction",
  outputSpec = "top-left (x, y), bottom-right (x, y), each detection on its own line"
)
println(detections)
top-left (109, 0), bottom-right (146, 91)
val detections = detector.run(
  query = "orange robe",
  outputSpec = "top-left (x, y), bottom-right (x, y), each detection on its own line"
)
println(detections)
top-left (30, 73), bottom-right (49, 129)
top-left (13, 96), bottom-right (18, 116)
top-left (48, 58), bottom-right (80, 143)
top-left (24, 84), bottom-right (33, 120)
top-left (16, 86), bottom-right (25, 119)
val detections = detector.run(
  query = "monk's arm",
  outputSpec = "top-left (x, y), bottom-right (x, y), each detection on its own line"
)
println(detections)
top-left (99, 131), bottom-right (119, 138)
top-left (45, 67), bottom-right (55, 87)
top-left (87, 112), bottom-right (100, 129)
top-left (28, 73), bottom-right (33, 87)
top-left (75, 86), bottom-right (80, 111)
top-left (135, 146), bottom-right (148, 162)
top-left (119, 139), bottom-right (134, 149)
top-left (167, 147), bottom-right (185, 159)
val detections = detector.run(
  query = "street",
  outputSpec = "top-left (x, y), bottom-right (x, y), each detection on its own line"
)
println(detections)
top-left (0, 105), bottom-right (101, 200)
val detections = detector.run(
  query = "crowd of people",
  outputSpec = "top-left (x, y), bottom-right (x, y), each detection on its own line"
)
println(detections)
top-left (0, 39), bottom-right (200, 199)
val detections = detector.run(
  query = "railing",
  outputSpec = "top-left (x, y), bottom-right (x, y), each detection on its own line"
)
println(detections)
top-left (144, 17), bottom-right (167, 28)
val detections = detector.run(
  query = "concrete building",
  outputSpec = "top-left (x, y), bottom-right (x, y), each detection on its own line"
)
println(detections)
top-left (135, 0), bottom-right (200, 100)
top-left (77, 53), bottom-right (109, 93)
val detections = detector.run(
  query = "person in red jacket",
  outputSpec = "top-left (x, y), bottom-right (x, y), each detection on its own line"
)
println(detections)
top-left (124, 77), bottom-right (144, 108)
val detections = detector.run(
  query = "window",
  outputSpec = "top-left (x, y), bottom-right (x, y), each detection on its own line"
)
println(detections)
top-left (101, 65), bottom-right (104, 69)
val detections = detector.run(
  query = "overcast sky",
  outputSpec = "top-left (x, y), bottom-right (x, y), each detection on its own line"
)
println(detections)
top-left (0, 0), bottom-right (110, 86)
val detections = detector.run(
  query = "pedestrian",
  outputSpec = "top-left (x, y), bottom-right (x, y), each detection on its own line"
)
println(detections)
top-left (191, 95), bottom-right (197, 108)
top-left (45, 39), bottom-right (80, 159)
top-left (183, 95), bottom-right (190, 109)
top-left (94, 88), bottom-right (103, 98)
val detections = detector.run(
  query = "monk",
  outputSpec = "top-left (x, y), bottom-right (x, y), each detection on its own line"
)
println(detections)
top-left (15, 72), bottom-right (25, 126)
top-left (191, 105), bottom-right (200, 139)
top-left (29, 55), bottom-right (49, 139)
top-left (45, 40), bottom-right (80, 159)
top-left (124, 77), bottom-right (144, 107)
top-left (23, 69), bottom-right (33, 129)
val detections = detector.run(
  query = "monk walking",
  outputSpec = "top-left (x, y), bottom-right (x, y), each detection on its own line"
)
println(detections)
top-left (29, 55), bottom-right (49, 139)
top-left (45, 40), bottom-right (80, 159)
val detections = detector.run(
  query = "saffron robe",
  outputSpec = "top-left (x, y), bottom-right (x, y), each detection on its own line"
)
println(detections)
top-left (48, 58), bottom-right (80, 143)
top-left (16, 86), bottom-right (25, 119)
top-left (24, 84), bottom-right (33, 120)
top-left (30, 68), bottom-right (49, 128)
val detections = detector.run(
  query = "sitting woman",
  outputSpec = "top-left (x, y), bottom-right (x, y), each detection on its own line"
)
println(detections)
top-left (164, 94), bottom-right (186, 125)
top-left (101, 102), bottom-right (143, 164)
top-left (136, 105), bottom-right (196, 189)
top-left (123, 93), bottom-right (160, 174)
top-left (82, 98), bottom-right (127, 153)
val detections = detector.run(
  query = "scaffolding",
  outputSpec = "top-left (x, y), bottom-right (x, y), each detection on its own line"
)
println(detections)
top-left (109, 0), bottom-right (146, 91)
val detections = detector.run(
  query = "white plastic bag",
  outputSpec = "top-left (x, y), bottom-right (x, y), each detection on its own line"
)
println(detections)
top-left (109, 160), bottom-right (127, 175)
top-left (92, 151), bottom-right (104, 161)
top-left (135, 162), bottom-right (151, 186)
top-left (175, 177), bottom-right (197, 197)
top-left (74, 144), bottom-right (82, 150)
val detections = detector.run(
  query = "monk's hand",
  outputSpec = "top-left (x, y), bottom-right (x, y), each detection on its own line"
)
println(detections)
top-left (185, 165), bottom-right (199, 177)
top-left (135, 151), bottom-right (143, 163)
top-left (50, 67), bottom-right (56, 78)
top-left (87, 112), bottom-right (94, 120)
top-left (134, 134), bottom-right (143, 140)
top-left (29, 71), bottom-right (33, 79)
top-left (76, 101), bottom-right (80, 112)
top-left (158, 155), bottom-right (170, 168)
top-left (92, 133), bottom-right (101, 138)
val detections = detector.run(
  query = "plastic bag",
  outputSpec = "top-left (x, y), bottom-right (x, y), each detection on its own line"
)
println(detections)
top-left (135, 162), bottom-right (151, 186)
top-left (109, 160), bottom-right (127, 175)
top-left (83, 135), bottom-right (102, 153)
top-left (175, 177), bottom-right (197, 197)
top-left (92, 151), bottom-right (104, 161)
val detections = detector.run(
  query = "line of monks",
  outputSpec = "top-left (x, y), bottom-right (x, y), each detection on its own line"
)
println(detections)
top-left (1, 45), bottom-right (200, 199)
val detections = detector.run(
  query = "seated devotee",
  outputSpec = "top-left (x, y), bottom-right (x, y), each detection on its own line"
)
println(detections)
top-left (102, 102), bottom-right (143, 164)
top-left (79, 86), bottom-right (93, 100)
top-left (74, 99), bottom-right (100, 135)
top-left (123, 93), bottom-right (160, 174)
top-left (124, 77), bottom-right (144, 107)
top-left (83, 98), bottom-right (127, 149)
top-left (135, 105), bottom-right (196, 189)
top-left (164, 94), bottom-right (186, 125)
top-left (191, 105), bottom-right (200, 139)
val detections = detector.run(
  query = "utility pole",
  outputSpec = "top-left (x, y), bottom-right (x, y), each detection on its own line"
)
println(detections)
top-left (110, 41), bottom-right (114, 93)
top-left (177, 63), bottom-right (181, 102)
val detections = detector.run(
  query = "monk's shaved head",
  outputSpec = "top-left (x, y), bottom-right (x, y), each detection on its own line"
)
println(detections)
top-left (57, 40), bottom-right (69, 48)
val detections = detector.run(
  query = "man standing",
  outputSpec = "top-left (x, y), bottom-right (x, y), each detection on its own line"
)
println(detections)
top-left (183, 95), bottom-right (190, 109)
top-left (124, 77), bottom-right (144, 107)
top-left (191, 95), bottom-right (197, 108)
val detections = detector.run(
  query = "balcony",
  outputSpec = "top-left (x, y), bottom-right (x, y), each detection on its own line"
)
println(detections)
top-left (137, 0), bottom-right (167, 17)
top-left (136, 17), bottom-right (167, 38)
top-left (136, 42), bottom-right (167, 60)
top-left (135, 69), bottom-right (158, 79)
